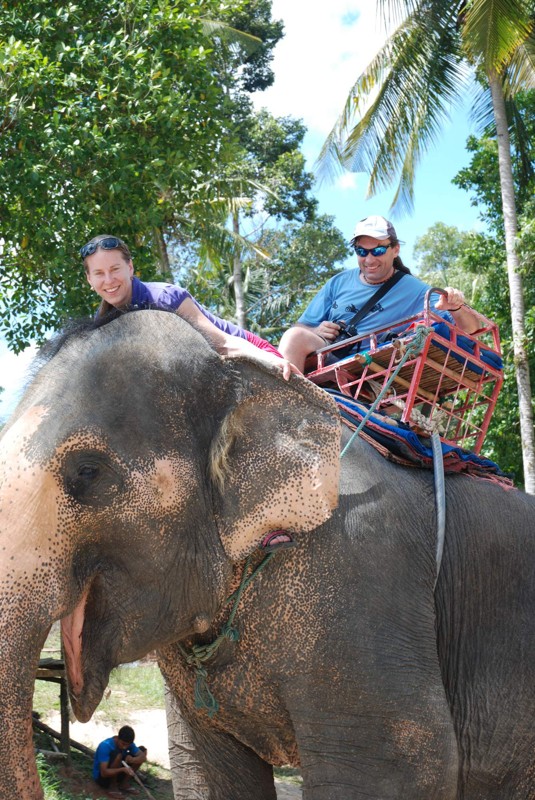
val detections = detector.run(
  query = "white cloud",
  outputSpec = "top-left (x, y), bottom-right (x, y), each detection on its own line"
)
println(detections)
top-left (254, 1), bottom-right (388, 136)
top-left (336, 172), bottom-right (360, 190)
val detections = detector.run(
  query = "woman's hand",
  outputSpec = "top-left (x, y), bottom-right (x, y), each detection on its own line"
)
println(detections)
top-left (177, 300), bottom-right (303, 380)
top-left (262, 353), bottom-right (303, 380)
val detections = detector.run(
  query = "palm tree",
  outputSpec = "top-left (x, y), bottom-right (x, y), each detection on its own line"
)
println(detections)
top-left (319, 0), bottom-right (535, 492)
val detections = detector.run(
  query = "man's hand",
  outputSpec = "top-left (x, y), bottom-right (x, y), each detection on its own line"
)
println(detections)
top-left (314, 321), bottom-right (342, 342)
top-left (434, 286), bottom-right (484, 335)
top-left (434, 286), bottom-right (465, 312)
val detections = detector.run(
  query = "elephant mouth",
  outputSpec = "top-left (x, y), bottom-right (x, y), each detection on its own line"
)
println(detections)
top-left (60, 580), bottom-right (114, 722)
top-left (61, 586), bottom-right (90, 700)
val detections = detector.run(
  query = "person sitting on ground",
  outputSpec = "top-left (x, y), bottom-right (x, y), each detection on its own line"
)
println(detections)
top-left (278, 215), bottom-right (483, 373)
top-left (81, 234), bottom-right (299, 380)
top-left (92, 724), bottom-right (147, 796)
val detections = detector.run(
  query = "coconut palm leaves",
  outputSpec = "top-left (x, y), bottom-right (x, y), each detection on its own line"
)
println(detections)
top-left (320, 0), bottom-right (534, 212)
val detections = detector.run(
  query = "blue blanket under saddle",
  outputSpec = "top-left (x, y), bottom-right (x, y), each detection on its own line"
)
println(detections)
top-left (328, 390), bottom-right (514, 489)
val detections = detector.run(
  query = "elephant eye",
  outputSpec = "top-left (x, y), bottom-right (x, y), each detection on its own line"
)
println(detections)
top-left (63, 451), bottom-right (122, 505)
top-left (77, 463), bottom-right (100, 480)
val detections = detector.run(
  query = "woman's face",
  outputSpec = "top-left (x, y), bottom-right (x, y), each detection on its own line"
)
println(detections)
top-left (85, 249), bottom-right (134, 307)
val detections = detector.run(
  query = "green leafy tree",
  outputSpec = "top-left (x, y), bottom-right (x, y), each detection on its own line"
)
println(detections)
top-left (0, 0), bottom-right (244, 351)
top-left (250, 215), bottom-right (351, 338)
top-left (319, 0), bottom-right (535, 492)
top-left (228, 110), bottom-right (318, 328)
top-left (218, 0), bottom-right (284, 93)
top-left (183, 213), bottom-right (350, 341)
top-left (413, 222), bottom-right (483, 298)
top-left (446, 98), bottom-right (535, 483)
top-left (454, 91), bottom-right (535, 229)
top-left (179, 109), bottom-right (321, 329)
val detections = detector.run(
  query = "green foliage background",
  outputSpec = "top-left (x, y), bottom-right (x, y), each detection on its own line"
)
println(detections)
top-left (0, 0), bottom-right (238, 349)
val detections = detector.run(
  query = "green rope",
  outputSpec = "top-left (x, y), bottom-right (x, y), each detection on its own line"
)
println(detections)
top-left (340, 326), bottom-right (434, 458)
top-left (178, 551), bottom-right (274, 716)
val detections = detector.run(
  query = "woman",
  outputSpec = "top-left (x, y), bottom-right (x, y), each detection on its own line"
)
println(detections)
top-left (82, 234), bottom-right (298, 380)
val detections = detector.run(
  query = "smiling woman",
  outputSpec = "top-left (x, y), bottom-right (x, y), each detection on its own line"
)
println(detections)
top-left (83, 236), bottom-right (135, 310)
top-left (80, 234), bottom-right (298, 380)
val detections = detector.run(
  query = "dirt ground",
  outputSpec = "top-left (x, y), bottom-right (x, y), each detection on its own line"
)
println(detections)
top-left (44, 709), bottom-right (302, 799)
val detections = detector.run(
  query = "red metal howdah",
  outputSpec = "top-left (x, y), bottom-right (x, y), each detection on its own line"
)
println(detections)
top-left (304, 289), bottom-right (503, 454)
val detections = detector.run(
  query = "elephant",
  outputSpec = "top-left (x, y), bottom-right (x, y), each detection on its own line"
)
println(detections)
top-left (0, 308), bottom-right (534, 800)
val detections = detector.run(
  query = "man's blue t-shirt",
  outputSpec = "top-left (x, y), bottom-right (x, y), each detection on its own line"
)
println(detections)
top-left (299, 268), bottom-right (451, 349)
top-left (92, 736), bottom-right (140, 780)
top-left (130, 277), bottom-right (247, 339)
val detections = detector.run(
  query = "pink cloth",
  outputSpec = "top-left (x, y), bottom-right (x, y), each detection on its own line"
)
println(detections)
top-left (245, 331), bottom-right (283, 357)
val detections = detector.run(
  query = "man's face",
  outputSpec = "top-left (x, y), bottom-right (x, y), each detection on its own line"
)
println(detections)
top-left (85, 249), bottom-right (134, 307)
top-left (355, 235), bottom-right (400, 284)
top-left (117, 738), bottom-right (133, 750)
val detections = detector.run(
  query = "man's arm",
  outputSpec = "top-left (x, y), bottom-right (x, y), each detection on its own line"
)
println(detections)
top-left (126, 747), bottom-right (147, 767)
top-left (99, 761), bottom-right (133, 779)
top-left (278, 322), bottom-right (341, 374)
top-left (434, 287), bottom-right (485, 335)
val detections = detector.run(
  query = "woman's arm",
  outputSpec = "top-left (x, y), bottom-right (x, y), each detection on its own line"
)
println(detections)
top-left (176, 298), bottom-right (301, 380)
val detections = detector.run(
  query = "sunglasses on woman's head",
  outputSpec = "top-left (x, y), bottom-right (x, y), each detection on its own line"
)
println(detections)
top-left (354, 244), bottom-right (393, 257)
top-left (80, 236), bottom-right (122, 259)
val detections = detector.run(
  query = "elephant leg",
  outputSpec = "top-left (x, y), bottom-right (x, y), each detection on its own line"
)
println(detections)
top-left (165, 685), bottom-right (209, 800)
top-left (287, 673), bottom-right (458, 800)
top-left (165, 687), bottom-right (277, 800)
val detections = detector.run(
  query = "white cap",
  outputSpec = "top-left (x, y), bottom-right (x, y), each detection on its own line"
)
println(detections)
top-left (350, 215), bottom-right (398, 243)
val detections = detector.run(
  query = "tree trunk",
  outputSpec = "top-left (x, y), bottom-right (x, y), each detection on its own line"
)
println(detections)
top-left (232, 210), bottom-right (246, 329)
top-left (154, 227), bottom-right (171, 277)
top-left (488, 72), bottom-right (535, 493)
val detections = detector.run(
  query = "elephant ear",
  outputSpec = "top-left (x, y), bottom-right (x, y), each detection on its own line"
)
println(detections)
top-left (211, 360), bottom-right (341, 561)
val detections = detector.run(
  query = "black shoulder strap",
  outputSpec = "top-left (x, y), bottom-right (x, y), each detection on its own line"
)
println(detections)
top-left (345, 269), bottom-right (405, 329)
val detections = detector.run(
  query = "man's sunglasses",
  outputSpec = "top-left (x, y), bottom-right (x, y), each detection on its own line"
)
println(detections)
top-left (80, 236), bottom-right (122, 259)
top-left (354, 244), bottom-right (392, 258)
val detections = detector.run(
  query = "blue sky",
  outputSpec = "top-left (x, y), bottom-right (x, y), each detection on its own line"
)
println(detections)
top-left (0, 1), bottom-right (485, 421)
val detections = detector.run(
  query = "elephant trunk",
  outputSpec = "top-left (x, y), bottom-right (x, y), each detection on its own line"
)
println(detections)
top-left (0, 410), bottom-right (76, 798)
top-left (0, 613), bottom-right (49, 799)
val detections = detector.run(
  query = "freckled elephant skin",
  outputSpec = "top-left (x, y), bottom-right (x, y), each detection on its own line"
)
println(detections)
top-left (0, 311), bottom-right (534, 800)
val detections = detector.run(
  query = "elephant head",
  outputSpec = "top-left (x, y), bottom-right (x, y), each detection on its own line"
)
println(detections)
top-left (0, 310), bottom-right (340, 799)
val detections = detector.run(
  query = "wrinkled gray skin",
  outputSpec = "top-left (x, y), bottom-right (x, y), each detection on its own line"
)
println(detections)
top-left (0, 311), bottom-right (533, 800)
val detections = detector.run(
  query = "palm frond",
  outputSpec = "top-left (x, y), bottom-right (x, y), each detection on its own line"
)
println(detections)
top-left (503, 35), bottom-right (535, 94)
top-left (376, 0), bottom-right (465, 30)
top-left (316, 21), bottom-right (410, 183)
top-left (462, 0), bottom-right (533, 72)
top-left (506, 97), bottom-right (535, 188)
top-left (468, 82), bottom-right (495, 131)
top-left (199, 19), bottom-right (262, 54)
top-left (319, 8), bottom-right (469, 213)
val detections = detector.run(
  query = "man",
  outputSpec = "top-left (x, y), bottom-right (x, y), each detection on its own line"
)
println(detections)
top-left (278, 215), bottom-right (482, 372)
top-left (92, 724), bottom-right (147, 797)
